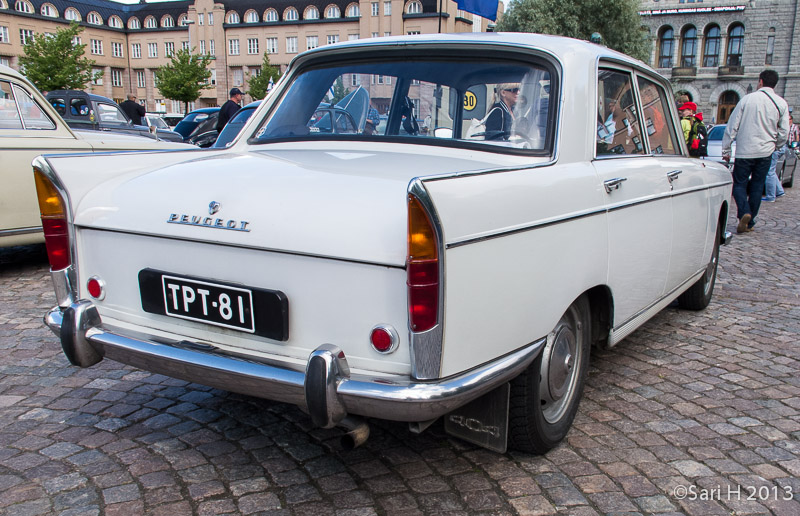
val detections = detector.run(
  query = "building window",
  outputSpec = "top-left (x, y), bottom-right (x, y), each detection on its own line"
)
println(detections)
top-left (145, 16), bottom-right (157, 28)
top-left (245, 9), bottom-right (258, 22)
top-left (72, 36), bottom-right (81, 45)
top-left (181, 41), bottom-right (189, 51)
top-left (228, 39), bottom-right (239, 55)
top-left (348, 34), bottom-right (359, 40)
top-left (0, 26), bottom-right (8, 43)
top-left (131, 43), bottom-right (141, 58)
top-left (111, 69), bottom-right (123, 87)
top-left (92, 68), bottom-right (103, 85)
top-left (305, 6), bottom-right (319, 19)
top-left (286, 36), bottom-right (297, 53)
top-left (657, 27), bottom-right (673, 68)
top-left (247, 38), bottom-right (258, 54)
top-left (148, 42), bottom-right (157, 58)
top-left (65, 7), bottom-right (80, 21)
top-left (406, 0), bottom-right (422, 14)
top-left (109, 16), bottom-right (123, 28)
top-left (233, 68), bottom-right (243, 86)
top-left (19, 29), bottom-right (34, 45)
top-left (285, 7), bottom-right (298, 21)
top-left (306, 35), bottom-right (318, 50)
top-left (209, 39), bottom-right (215, 55)
top-left (128, 17), bottom-right (140, 29)
top-left (680, 26), bottom-right (696, 67)
top-left (372, 32), bottom-right (379, 38)
top-left (265, 9), bottom-right (278, 22)
top-left (179, 14), bottom-right (189, 26)
top-left (266, 37), bottom-right (278, 54)
top-left (384, 1), bottom-right (391, 15)
top-left (87, 12), bottom-right (102, 25)
top-left (161, 15), bottom-right (174, 28)
top-left (346, 3), bottom-right (360, 17)
top-left (198, 13), bottom-right (204, 25)
top-left (327, 34), bottom-right (339, 45)
top-left (371, 2), bottom-right (379, 16)
top-left (407, 30), bottom-right (420, 35)
top-left (384, 31), bottom-right (390, 37)
top-left (165, 42), bottom-right (175, 57)
top-left (15, 0), bottom-right (32, 13)
top-left (199, 40), bottom-right (206, 54)
top-left (326, 5), bottom-right (341, 18)
top-left (40, 3), bottom-right (56, 17)
top-left (0, 57), bottom-right (9, 67)
top-left (208, 13), bottom-right (213, 25)
top-left (765, 27), bottom-right (775, 65)
top-left (91, 39), bottom-right (103, 55)
top-left (112, 41), bottom-right (124, 58)
top-left (227, 11), bottom-right (240, 24)
top-left (351, 74), bottom-right (359, 86)
top-left (726, 23), bottom-right (744, 66)
top-left (136, 70), bottom-right (145, 88)
top-left (702, 25), bottom-right (720, 67)
top-left (210, 68), bottom-right (216, 85)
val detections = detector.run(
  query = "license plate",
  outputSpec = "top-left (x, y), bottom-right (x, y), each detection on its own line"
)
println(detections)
top-left (138, 269), bottom-right (288, 341)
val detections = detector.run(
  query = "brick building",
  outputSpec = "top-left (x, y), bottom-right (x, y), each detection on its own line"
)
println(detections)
top-left (0, 0), bottom-right (497, 112)
top-left (639, 0), bottom-right (800, 124)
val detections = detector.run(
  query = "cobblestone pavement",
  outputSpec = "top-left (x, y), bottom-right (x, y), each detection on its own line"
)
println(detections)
top-left (1, 192), bottom-right (799, 516)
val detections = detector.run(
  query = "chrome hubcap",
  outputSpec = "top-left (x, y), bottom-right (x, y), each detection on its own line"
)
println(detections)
top-left (540, 313), bottom-right (583, 424)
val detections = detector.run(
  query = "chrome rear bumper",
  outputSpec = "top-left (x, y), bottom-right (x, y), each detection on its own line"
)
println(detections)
top-left (46, 301), bottom-right (544, 428)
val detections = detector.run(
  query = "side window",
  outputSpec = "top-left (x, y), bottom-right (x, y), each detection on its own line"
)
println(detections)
top-left (97, 103), bottom-right (129, 124)
top-left (49, 97), bottom-right (67, 116)
top-left (636, 76), bottom-right (680, 155)
top-left (596, 69), bottom-right (644, 156)
top-left (12, 84), bottom-right (55, 129)
top-left (71, 98), bottom-right (90, 117)
top-left (0, 80), bottom-right (23, 129)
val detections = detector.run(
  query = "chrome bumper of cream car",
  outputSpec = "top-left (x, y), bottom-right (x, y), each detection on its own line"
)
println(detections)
top-left (45, 300), bottom-right (544, 428)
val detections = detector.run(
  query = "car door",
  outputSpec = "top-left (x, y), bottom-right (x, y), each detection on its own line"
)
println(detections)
top-left (635, 74), bottom-right (710, 293)
top-left (0, 79), bottom-right (89, 239)
top-left (592, 67), bottom-right (673, 326)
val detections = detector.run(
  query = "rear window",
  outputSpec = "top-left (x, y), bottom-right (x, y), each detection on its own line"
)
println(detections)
top-left (251, 53), bottom-right (556, 153)
top-left (708, 125), bottom-right (725, 140)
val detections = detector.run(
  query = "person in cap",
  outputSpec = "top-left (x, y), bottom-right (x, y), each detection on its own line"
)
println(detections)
top-left (678, 101), bottom-right (697, 145)
top-left (120, 94), bottom-right (145, 126)
top-left (217, 88), bottom-right (243, 131)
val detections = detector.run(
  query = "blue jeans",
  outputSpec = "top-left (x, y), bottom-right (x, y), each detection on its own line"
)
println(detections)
top-left (732, 156), bottom-right (772, 225)
top-left (764, 147), bottom-right (786, 201)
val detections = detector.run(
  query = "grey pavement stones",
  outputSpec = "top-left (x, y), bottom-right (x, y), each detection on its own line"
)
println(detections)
top-left (2, 191), bottom-right (800, 515)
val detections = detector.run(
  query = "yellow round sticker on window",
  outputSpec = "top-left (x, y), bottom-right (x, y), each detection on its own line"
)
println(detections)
top-left (463, 91), bottom-right (477, 111)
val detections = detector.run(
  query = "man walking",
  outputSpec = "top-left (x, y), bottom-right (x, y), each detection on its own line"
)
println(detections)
top-left (722, 70), bottom-right (789, 233)
top-left (120, 94), bottom-right (145, 126)
top-left (217, 88), bottom-right (243, 131)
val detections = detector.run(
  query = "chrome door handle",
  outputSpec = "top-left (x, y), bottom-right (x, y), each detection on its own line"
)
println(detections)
top-left (603, 177), bottom-right (627, 193)
top-left (667, 170), bottom-right (682, 182)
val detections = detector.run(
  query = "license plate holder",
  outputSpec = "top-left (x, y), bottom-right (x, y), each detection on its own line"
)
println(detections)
top-left (138, 269), bottom-right (288, 341)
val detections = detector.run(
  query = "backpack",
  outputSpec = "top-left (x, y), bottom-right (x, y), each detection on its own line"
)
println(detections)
top-left (688, 119), bottom-right (708, 157)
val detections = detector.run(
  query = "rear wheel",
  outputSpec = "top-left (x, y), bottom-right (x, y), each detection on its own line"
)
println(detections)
top-left (678, 227), bottom-right (720, 310)
top-left (508, 296), bottom-right (590, 454)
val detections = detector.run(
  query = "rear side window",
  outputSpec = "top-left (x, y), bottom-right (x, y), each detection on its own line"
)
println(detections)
top-left (49, 97), bottom-right (67, 116)
top-left (71, 98), bottom-right (90, 117)
top-left (13, 84), bottom-right (55, 129)
top-left (596, 69), bottom-right (644, 156)
top-left (637, 76), bottom-right (680, 155)
top-left (0, 80), bottom-right (22, 129)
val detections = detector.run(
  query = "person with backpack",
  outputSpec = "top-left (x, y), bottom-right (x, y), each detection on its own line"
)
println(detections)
top-left (678, 101), bottom-right (707, 157)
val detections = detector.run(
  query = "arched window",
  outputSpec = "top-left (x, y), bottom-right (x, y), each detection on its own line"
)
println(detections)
top-left (680, 26), bottom-right (696, 67)
top-left (304, 6), bottom-right (319, 19)
top-left (346, 3), bottom-right (360, 17)
top-left (87, 12), bottom-right (103, 25)
top-left (702, 25), bottom-right (720, 67)
top-left (178, 14), bottom-right (189, 26)
top-left (226, 11), bottom-right (240, 24)
top-left (264, 8), bottom-right (278, 22)
top-left (161, 15), bottom-right (174, 27)
top-left (325, 5), bottom-right (341, 18)
top-left (406, 0), bottom-right (422, 14)
top-left (657, 26), bottom-right (674, 68)
top-left (726, 23), bottom-right (744, 66)
top-left (40, 3), bottom-right (56, 17)
top-left (145, 16), bottom-right (157, 28)
top-left (128, 16), bottom-right (141, 29)
top-left (14, 0), bottom-right (32, 13)
top-left (109, 15), bottom-right (123, 28)
top-left (284, 7), bottom-right (299, 21)
top-left (0, 0), bottom-right (7, 9)
top-left (245, 9), bottom-right (259, 22)
top-left (65, 7), bottom-right (80, 20)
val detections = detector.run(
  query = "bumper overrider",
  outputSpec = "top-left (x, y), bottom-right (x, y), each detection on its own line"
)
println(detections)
top-left (45, 300), bottom-right (544, 429)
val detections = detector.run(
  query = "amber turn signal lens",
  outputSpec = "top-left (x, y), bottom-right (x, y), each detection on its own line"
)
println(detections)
top-left (34, 168), bottom-right (71, 271)
top-left (408, 195), bottom-right (437, 260)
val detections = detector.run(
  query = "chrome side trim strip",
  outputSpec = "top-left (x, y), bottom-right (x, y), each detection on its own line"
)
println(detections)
top-left (0, 226), bottom-right (43, 236)
top-left (44, 303), bottom-right (545, 423)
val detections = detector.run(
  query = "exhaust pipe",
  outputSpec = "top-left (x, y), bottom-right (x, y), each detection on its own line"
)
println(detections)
top-left (338, 416), bottom-right (370, 450)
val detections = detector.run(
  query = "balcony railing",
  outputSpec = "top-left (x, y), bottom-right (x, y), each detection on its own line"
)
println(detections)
top-left (671, 66), bottom-right (697, 78)
top-left (718, 65), bottom-right (745, 77)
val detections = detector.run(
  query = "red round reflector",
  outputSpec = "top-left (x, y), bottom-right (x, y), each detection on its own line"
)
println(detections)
top-left (370, 327), bottom-right (394, 353)
top-left (87, 277), bottom-right (103, 299)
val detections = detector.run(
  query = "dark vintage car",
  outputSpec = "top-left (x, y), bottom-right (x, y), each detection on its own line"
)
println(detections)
top-left (174, 107), bottom-right (220, 147)
top-left (46, 90), bottom-right (184, 142)
top-left (212, 101), bottom-right (261, 148)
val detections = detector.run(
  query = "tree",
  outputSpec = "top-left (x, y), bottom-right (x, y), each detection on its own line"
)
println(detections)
top-left (247, 52), bottom-right (281, 100)
top-left (154, 48), bottom-right (213, 113)
top-left (497, 0), bottom-right (650, 62)
top-left (330, 77), bottom-right (350, 104)
top-left (19, 22), bottom-right (99, 92)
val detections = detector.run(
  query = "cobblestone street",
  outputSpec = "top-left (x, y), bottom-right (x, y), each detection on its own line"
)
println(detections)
top-left (1, 192), bottom-right (799, 516)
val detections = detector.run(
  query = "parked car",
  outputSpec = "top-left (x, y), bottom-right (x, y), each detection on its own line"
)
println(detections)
top-left (706, 124), bottom-right (733, 167)
top-left (143, 113), bottom-right (171, 131)
top-left (37, 33), bottom-right (732, 454)
top-left (0, 65), bottom-right (193, 248)
top-left (778, 141), bottom-right (797, 187)
top-left (159, 113), bottom-right (185, 128)
top-left (212, 101), bottom-right (261, 148)
top-left (46, 90), bottom-right (184, 142)
top-left (174, 107), bottom-right (220, 146)
top-left (707, 123), bottom-right (795, 186)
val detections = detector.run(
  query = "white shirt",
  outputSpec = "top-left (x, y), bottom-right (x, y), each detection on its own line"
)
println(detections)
top-left (722, 87), bottom-right (789, 159)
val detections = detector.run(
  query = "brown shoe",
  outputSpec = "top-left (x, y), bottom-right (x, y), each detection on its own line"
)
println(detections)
top-left (737, 214), bottom-right (752, 234)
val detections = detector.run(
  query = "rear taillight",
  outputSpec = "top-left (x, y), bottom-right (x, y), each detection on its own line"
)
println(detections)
top-left (34, 169), bottom-right (70, 271)
top-left (407, 194), bottom-right (439, 332)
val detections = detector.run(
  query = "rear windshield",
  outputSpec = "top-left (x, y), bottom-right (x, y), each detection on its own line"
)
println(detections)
top-left (250, 54), bottom-right (556, 153)
top-left (708, 125), bottom-right (725, 141)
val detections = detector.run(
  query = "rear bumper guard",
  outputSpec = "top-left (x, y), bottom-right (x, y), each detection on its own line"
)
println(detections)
top-left (46, 301), bottom-right (544, 428)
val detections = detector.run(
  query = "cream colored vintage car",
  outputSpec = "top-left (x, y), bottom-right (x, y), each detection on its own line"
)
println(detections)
top-left (37, 34), bottom-right (732, 453)
top-left (0, 64), bottom-right (192, 248)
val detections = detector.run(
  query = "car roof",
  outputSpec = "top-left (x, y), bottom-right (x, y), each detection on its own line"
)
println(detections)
top-left (46, 90), bottom-right (117, 104)
top-left (189, 107), bottom-right (220, 114)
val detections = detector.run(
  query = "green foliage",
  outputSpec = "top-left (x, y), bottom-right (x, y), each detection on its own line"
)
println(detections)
top-left (330, 77), bottom-right (350, 104)
top-left (18, 22), bottom-right (99, 92)
top-left (497, 0), bottom-right (650, 62)
top-left (247, 52), bottom-right (281, 100)
top-left (154, 48), bottom-right (213, 112)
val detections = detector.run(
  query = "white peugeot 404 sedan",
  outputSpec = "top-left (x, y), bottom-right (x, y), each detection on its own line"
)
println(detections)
top-left (37, 33), bottom-right (733, 453)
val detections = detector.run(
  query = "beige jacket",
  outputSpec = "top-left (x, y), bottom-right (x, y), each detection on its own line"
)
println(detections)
top-left (722, 87), bottom-right (789, 159)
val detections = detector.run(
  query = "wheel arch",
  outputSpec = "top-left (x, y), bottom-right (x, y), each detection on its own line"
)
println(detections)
top-left (584, 285), bottom-right (613, 349)
top-left (718, 200), bottom-right (729, 239)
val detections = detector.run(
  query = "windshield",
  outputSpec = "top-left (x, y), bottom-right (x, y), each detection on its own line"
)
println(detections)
top-left (708, 125), bottom-right (725, 141)
top-left (213, 106), bottom-right (258, 148)
top-left (251, 56), bottom-right (554, 152)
